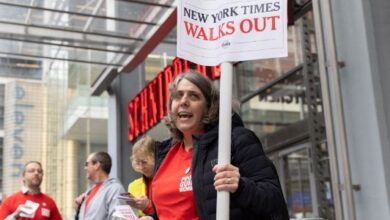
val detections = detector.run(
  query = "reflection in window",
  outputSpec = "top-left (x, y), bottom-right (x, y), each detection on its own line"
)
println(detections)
top-left (236, 11), bottom-right (321, 148)
top-left (235, 23), bottom-right (304, 98)
top-left (0, 58), bottom-right (42, 80)
top-left (284, 148), bottom-right (313, 218)
top-left (241, 69), bottom-right (307, 139)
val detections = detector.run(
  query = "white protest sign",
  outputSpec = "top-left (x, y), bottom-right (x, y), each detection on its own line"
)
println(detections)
top-left (19, 200), bottom-right (39, 218)
top-left (113, 205), bottom-right (138, 220)
top-left (177, 0), bottom-right (288, 66)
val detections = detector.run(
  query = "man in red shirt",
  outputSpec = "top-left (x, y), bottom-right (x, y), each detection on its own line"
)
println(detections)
top-left (0, 161), bottom-right (62, 220)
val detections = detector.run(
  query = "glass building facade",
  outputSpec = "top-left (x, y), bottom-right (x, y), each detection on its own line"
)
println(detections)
top-left (1, 0), bottom-right (389, 220)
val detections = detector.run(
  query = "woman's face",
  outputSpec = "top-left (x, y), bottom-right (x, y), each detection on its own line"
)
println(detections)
top-left (132, 151), bottom-right (155, 178)
top-left (171, 79), bottom-right (208, 137)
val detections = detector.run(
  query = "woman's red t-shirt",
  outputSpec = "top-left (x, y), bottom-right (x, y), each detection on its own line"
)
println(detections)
top-left (151, 142), bottom-right (199, 220)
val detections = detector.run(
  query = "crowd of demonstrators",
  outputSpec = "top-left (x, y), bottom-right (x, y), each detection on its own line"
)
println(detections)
top-left (0, 71), bottom-right (289, 220)
top-left (0, 161), bottom-right (63, 220)
top-left (74, 152), bottom-right (126, 220)
top-left (127, 136), bottom-right (156, 217)
top-left (139, 71), bottom-right (289, 220)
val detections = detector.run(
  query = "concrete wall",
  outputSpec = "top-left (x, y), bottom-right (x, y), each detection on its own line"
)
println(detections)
top-left (108, 64), bottom-right (146, 189)
top-left (368, 0), bottom-right (390, 201)
top-left (330, 0), bottom-right (390, 219)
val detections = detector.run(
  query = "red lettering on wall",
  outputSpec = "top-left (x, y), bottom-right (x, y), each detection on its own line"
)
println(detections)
top-left (157, 72), bottom-right (164, 120)
top-left (183, 59), bottom-right (189, 72)
top-left (128, 101), bottom-right (135, 141)
top-left (211, 66), bottom-right (221, 80)
top-left (163, 66), bottom-right (173, 116)
top-left (173, 58), bottom-right (182, 78)
top-left (148, 81), bottom-right (157, 127)
top-left (133, 96), bottom-right (140, 138)
top-left (196, 64), bottom-right (207, 77)
top-left (140, 89), bottom-right (149, 132)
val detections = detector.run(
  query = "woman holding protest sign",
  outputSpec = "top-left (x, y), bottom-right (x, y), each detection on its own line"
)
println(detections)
top-left (140, 71), bottom-right (288, 220)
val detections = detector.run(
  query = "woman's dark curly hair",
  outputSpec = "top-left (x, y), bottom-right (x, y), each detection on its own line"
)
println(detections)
top-left (165, 71), bottom-right (220, 140)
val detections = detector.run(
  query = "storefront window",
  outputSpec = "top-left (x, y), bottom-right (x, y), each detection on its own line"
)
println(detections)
top-left (235, 9), bottom-right (321, 151)
top-left (240, 69), bottom-right (307, 142)
top-left (283, 147), bottom-right (314, 218)
top-left (235, 23), bottom-right (304, 97)
top-left (236, 5), bottom-right (334, 218)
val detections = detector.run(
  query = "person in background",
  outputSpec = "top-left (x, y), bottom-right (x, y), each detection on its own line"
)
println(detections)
top-left (141, 71), bottom-right (289, 220)
top-left (127, 136), bottom-right (156, 217)
top-left (0, 161), bottom-right (63, 220)
top-left (74, 152), bottom-right (126, 220)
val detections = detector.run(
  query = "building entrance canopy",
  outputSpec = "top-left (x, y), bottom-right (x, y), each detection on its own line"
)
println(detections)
top-left (0, 0), bottom-right (177, 83)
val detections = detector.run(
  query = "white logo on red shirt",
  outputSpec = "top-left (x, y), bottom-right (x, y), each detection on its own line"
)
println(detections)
top-left (41, 208), bottom-right (50, 217)
top-left (179, 175), bottom-right (193, 192)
